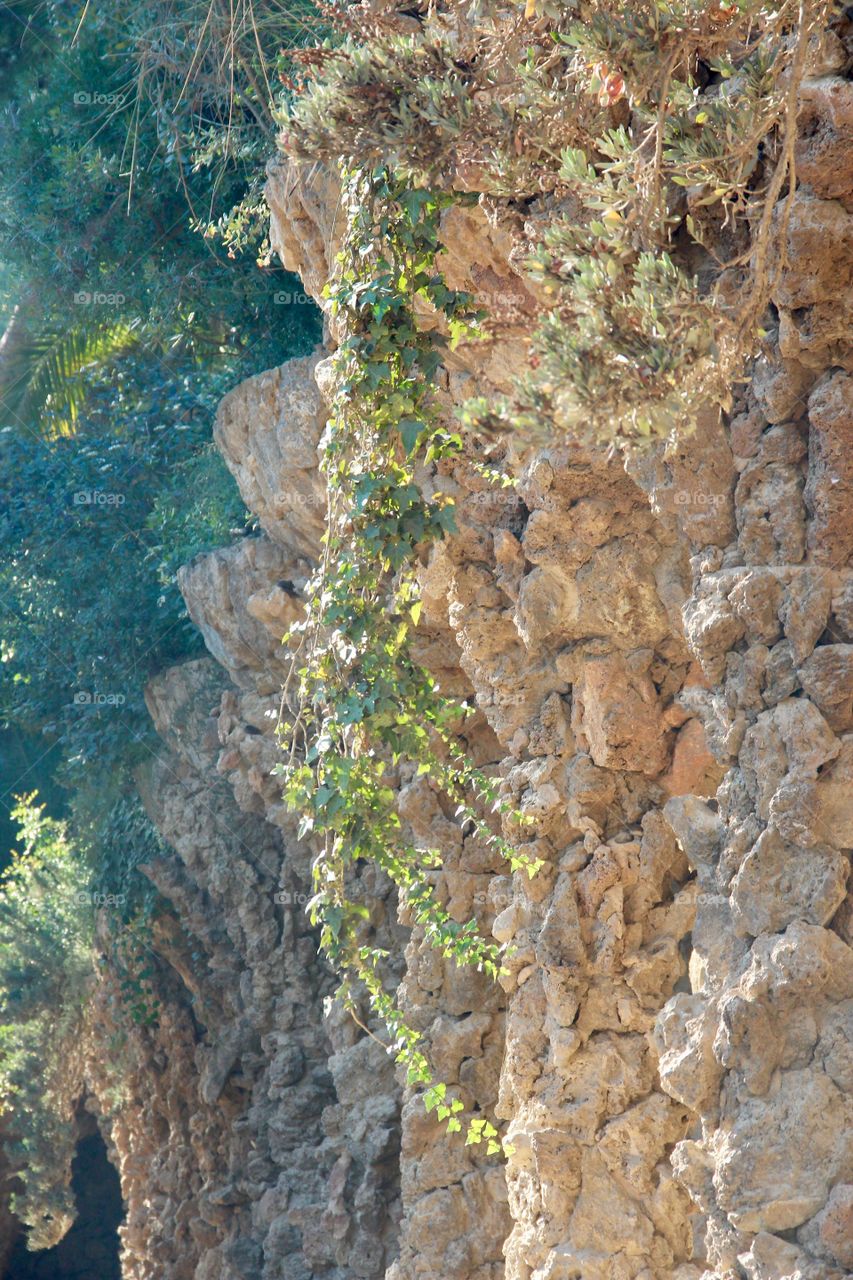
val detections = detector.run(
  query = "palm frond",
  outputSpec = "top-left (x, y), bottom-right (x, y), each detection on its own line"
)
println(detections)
top-left (1, 319), bottom-right (140, 437)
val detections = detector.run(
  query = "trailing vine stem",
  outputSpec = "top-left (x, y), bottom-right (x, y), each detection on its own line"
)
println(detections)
top-left (276, 166), bottom-right (538, 1152)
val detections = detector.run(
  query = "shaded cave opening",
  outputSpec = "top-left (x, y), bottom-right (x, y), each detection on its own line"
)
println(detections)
top-left (4, 1120), bottom-right (124, 1280)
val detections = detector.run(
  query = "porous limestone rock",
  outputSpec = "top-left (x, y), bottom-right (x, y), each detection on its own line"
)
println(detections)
top-left (259, 141), bottom-right (853, 1280)
top-left (653, 136), bottom-right (853, 1275)
top-left (213, 351), bottom-right (327, 556)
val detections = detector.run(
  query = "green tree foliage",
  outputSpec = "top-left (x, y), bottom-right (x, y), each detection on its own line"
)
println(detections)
top-left (2, 323), bottom-right (142, 438)
top-left (0, 357), bottom-right (245, 779)
top-left (0, 0), bottom-right (320, 395)
top-left (0, 796), bottom-right (93, 1249)
top-left (0, 0), bottom-right (322, 801)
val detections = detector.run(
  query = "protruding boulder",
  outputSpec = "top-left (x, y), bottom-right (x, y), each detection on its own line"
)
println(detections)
top-left (213, 352), bottom-right (327, 557)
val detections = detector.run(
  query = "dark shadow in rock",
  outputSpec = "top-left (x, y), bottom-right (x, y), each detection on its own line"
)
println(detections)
top-left (4, 1121), bottom-right (123, 1280)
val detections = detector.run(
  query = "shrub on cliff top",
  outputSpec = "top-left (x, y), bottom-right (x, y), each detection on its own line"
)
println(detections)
top-left (282, 0), bottom-right (831, 443)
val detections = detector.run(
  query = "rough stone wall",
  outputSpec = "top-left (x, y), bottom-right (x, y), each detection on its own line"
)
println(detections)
top-left (437, 458), bottom-right (706, 1280)
top-left (653, 72), bottom-right (853, 1280)
top-left (42, 58), bottom-right (853, 1280)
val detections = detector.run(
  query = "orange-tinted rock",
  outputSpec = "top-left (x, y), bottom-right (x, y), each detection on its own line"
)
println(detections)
top-left (661, 717), bottom-right (721, 798)
top-left (806, 371), bottom-right (853, 567)
top-left (571, 650), bottom-right (670, 777)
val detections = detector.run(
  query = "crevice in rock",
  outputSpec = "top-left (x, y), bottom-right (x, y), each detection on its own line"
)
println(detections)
top-left (4, 1119), bottom-right (123, 1280)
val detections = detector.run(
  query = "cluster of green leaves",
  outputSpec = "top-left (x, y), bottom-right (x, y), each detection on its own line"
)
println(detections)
top-left (108, 914), bottom-right (162, 1028)
top-left (146, 442), bottom-right (259, 594)
top-left (516, 0), bottom-right (815, 442)
top-left (0, 797), bottom-right (93, 1249)
top-left (279, 10), bottom-right (585, 194)
top-left (0, 0), bottom-right (330, 1249)
top-left (0, 793), bottom-right (163, 1247)
top-left (277, 168), bottom-right (538, 1152)
top-left (521, 144), bottom-right (731, 441)
top-left (85, 793), bottom-right (168, 924)
top-left (662, 45), bottom-right (783, 198)
top-left (2, 323), bottom-right (142, 440)
top-left (279, 33), bottom-right (478, 183)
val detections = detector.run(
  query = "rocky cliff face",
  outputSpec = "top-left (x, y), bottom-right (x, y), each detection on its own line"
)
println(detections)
top-left (46, 61), bottom-right (853, 1280)
top-left (79, 361), bottom-right (404, 1280)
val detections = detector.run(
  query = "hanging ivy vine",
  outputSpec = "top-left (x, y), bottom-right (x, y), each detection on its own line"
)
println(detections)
top-left (277, 167), bottom-right (539, 1150)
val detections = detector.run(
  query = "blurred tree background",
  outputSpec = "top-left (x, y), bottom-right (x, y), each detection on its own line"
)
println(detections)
top-left (0, 0), bottom-right (323, 878)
